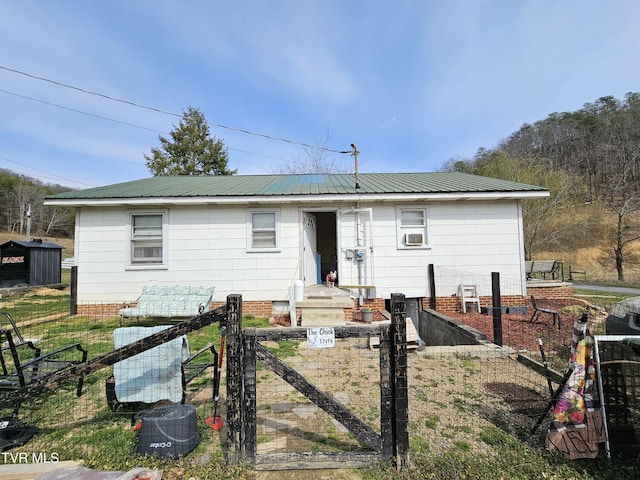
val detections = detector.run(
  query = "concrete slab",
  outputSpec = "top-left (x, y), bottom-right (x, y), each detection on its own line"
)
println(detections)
top-left (415, 343), bottom-right (516, 358)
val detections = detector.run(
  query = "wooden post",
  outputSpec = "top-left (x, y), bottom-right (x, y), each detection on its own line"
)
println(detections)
top-left (491, 272), bottom-right (503, 347)
top-left (428, 264), bottom-right (436, 310)
top-left (70, 265), bottom-right (77, 316)
top-left (390, 293), bottom-right (409, 469)
top-left (225, 294), bottom-right (243, 465)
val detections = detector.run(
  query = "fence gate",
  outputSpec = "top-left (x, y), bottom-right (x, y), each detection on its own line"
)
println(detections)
top-left (225, 293), bottom-right (409, 470)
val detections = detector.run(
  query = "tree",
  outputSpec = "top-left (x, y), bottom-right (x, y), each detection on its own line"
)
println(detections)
top-left (487, 92), bottom-right (640, 281)
top-left (145, 107), bottom-right (236, 176)
top-left (438, 156), bottom-right (474, 173)
top-left (473, 150), bottom-right (581, 260)
top-left (0, 169), bottom-right (75, 238)
top-left (271, 128), bottom-right (351, 174)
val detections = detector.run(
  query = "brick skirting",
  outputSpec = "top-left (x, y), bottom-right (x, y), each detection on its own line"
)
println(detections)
top-left (75, 284), bottom-right (573, 319)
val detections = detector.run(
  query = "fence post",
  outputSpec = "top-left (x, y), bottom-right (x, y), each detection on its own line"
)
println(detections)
top-left (243, 328), bottom-right (257, 464)
top-left (69, 266), bottom-right (77, 316)
top-left (225, 294), bottom-right (243, 465)
top-left (379, 322), bottom-right (393, 457)
top-left (491, 272), bottom-right (503, 346)
top-left (428, 264), bottom-right (436, 310)
top-left (390, 293), bottom-right (409, 469)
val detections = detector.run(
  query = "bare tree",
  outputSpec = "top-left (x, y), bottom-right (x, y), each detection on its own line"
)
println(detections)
top-left (272, 128), bottom-right (351, 174)
top-left (7, 184), bottom-right (41, 235)
top-left (474, 150), bottom-right (580, 260)
top-left (42, 206), bottom-right (74, 236)
top-left (493, 92), bottom-right (640, 280)
top-left (606, 191), bottom-right (640, 281)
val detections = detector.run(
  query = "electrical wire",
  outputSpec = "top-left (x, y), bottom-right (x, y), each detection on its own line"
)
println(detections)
top-left (0, 89), bottom-right (164, 134)
top-left (0, 154), bottom-right (97, 188)
top-left (0, 65), bottom-right (350, 154)
top-left (0, 88), bottom-right (308, 166)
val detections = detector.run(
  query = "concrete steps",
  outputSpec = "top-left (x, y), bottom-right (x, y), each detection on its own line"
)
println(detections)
top-left (297, 287), bottom-right (353, 327)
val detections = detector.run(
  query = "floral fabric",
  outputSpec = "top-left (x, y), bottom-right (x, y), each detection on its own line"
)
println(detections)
top-left (545, 318), bottom-right (606, 459)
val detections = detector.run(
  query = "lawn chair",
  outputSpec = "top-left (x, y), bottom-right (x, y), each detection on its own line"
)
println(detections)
top-left (530, 296), bottom-right (560, 329)
top-left (0, 329), bottom-right (88, 413)
top-left (458, 284), bottom-right (481, 313)
top-left (0, 311), bottom-right (30, 346)
top-left (106, 326), bottom-right (216, 416)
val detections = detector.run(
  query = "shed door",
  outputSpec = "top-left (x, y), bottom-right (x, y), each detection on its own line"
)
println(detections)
top-left (303, 213), bottom-right (318, 286)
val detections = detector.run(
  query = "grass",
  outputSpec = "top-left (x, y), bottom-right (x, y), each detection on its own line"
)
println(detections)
top-left (3, 289), bottom-right (640, 479)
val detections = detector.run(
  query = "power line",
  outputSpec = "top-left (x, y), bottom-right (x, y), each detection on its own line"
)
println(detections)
top-left (0, 65), bottom-right (349, 154)
top-left (0, 90), bottom-right (340, 183)
top-left (0, 89), bottom-right (164, 134)
top-left (0, 88), bottom-right (302, 165)
top-left (0, 154), bottom-right (97, 188)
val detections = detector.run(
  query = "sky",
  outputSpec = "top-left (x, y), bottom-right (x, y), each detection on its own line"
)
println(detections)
top-left (1, 1), bottom-right (639, 190)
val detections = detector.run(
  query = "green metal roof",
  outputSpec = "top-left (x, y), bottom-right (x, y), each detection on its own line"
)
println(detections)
top-left (47, 172), bottom-right (547, 201)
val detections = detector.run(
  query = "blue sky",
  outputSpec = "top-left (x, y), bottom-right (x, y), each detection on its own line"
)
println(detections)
top-left (1, 1), bottom-right (639, 189)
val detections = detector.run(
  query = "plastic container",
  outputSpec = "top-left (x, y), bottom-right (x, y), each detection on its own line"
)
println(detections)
top-left (134, 404), bottom-right (200, 458)
top-left (361, 309), bottom-right (374, 323)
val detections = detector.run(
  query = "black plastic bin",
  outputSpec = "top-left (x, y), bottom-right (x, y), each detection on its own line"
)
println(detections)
top-left (134, 404), bottom-right (200, 458)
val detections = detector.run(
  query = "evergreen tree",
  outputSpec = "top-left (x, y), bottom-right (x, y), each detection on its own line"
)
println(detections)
top-left (145, 106), bottom-right (236, 176)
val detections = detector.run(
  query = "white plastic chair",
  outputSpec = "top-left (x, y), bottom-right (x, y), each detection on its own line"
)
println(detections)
top-left (458, 284), bottom-right (481, 313)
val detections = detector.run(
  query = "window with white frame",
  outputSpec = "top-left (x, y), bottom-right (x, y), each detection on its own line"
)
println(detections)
top-left (396, 206), bottom-right (429, 249)
top-left (248, 210), bottom-right (279, 251)
top-left (130, 213), bottom-right (166, 266)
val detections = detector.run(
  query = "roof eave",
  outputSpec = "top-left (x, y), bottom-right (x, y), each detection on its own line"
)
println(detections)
top-left (44, 190), bottom-right (549, 208)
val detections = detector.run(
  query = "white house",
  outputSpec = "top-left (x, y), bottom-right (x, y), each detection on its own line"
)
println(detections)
top-left (44, 172), bottom-right (549, 318)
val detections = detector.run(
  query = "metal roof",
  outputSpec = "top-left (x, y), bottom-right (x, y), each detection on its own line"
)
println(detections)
top-left (0, 240), bottom-right (62, 250)
top-left (46, 173), bottom-right (548, 204)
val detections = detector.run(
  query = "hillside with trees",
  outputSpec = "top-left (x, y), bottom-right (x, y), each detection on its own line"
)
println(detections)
top-left (0, 168), bottom-right (75, 239)
top-left (443, 92), bottom-right (640, 282)
top-left (3, 95), bottom-right (639, 283)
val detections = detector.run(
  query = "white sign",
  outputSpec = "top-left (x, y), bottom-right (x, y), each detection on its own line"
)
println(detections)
top-left (306, 327), bottom-right (335, 349)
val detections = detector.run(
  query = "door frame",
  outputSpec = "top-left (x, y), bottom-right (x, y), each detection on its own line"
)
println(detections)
top-left (300, 208), bottom-right (339, 286)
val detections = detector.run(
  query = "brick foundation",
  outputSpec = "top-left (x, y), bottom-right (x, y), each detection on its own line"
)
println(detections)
top-left (75, 285), bottom-right (574, 319)
top-left (527, 283), bottom-right (574, 300)
top-left (76, 303), bottom-right (121, 317)
top-left (77, 298), bottom-right (390, 323)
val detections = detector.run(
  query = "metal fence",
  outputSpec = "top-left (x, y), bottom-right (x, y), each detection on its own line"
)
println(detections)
top-left (0, 279), bottom-right (613, 470)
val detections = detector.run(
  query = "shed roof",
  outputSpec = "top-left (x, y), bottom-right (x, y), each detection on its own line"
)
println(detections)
top-left (45, 172), bottom-right (549, 207)
top-left (0, 240), bottom-right (62, 250)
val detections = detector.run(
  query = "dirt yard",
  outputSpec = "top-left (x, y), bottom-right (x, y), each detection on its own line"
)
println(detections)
top-left (242, 329), bottom-right (553, 480)
top-left (248, 296), bottom-right (609, 479)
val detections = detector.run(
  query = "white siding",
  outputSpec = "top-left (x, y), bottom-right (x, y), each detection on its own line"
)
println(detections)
top-left (348, 201), bottom-right (524, 299)
top-left (75, 205), bottom-right (301, 303)
top-left (73, 199), bottom-right (525, 304)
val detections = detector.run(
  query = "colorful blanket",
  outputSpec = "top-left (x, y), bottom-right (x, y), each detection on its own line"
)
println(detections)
top-left (546, 316), bottom-right (606, 459)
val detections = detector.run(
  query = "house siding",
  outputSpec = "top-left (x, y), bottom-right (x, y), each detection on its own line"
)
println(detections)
top-left (342, 201), bottom-right (524, 300)
top-left (72, 199), bottom-right (526, 307)
top-left (75, 205), bottom-right (302, 303)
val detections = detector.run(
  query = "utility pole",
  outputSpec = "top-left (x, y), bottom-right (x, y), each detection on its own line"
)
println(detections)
top-left (25, 203), bottom-right (31, 241)
top-left (350, 143), bottom-right (360, 191)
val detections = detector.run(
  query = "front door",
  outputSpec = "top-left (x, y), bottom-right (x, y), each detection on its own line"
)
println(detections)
top-left (303, 213), bottom-right (318, 286)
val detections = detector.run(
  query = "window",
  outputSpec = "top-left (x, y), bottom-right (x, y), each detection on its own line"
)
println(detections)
top-left (396, 206), bottom-right (429, 249)
top-left (130, 213), bottom-right (165, 266)
top-left (248, 210), bottom-right (279, 251)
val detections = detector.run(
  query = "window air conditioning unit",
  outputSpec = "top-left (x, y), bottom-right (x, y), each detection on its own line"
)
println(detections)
top-left (404, 233), bottom-right (423, 246)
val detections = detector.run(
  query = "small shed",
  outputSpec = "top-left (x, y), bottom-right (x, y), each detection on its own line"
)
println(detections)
top-left (0, 240), bottom-right (63, 288)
